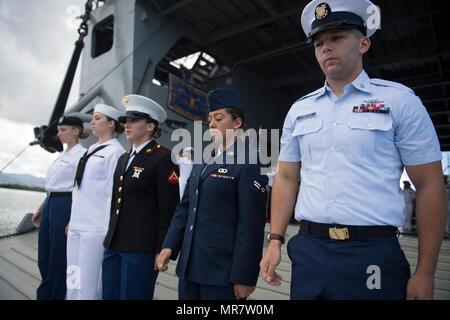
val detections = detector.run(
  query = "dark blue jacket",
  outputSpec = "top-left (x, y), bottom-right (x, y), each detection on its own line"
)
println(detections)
top-left (162, 140), bottom-right (268, 286)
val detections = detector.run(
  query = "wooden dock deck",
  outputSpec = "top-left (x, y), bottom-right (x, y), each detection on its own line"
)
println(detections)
top-left (1, 224), bottom-right (449, 300)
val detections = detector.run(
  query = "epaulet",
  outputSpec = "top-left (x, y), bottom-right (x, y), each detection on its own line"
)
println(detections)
top-left (145, 145), bottom-right (157, 155)
top-left (123, 150), bottom-right (130, 156)
top-left (146, 144), bottom-right (166, 155)
top-left (370, 78), bottom-right (414, 94)
top-left (293, 87), bottom-right (324, 104)
top-left (156, 144), bottom-right (167, 155)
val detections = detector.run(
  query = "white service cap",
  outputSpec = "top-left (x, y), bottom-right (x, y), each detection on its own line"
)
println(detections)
top-left (301, 0), bottom-right (380, 42)
top-left (118, 94), bottom-right (167, 124)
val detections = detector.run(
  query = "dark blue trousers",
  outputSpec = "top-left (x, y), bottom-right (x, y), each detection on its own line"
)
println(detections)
top-left (37, 194), bottom-right (72, 300)
top-left (102, 250), bottom-right (159, 300)
top-left (178, 278), bottom-right (237, 300)
top-left (287, 229), bottom-right (411, 300)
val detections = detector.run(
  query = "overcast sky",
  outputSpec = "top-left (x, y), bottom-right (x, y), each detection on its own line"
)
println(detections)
top-left (0, 0), bottom-right (86, 177)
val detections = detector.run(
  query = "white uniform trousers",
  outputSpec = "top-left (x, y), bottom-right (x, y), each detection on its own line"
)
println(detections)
top-left (66, 229), bottom-right (106, 300)
top-left (403, 203), bottom-right (414, 231)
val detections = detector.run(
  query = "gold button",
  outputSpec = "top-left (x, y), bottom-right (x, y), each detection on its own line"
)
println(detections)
top-left (118, 198), bottom-right (121, 203)
top-left (118, 187), bottom-right (122, 192)
top-left (120, 176), bottom-right (123, 181)
top-left (116, 209), bottom-right (119, 215)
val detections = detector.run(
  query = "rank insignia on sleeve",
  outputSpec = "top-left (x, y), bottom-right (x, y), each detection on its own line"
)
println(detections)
top-left (168, 170), bottom-right (179, 184)
top-left (132, 166), bottom-right (144, 179)
top-left (253, 180), bottom-right (267, 193)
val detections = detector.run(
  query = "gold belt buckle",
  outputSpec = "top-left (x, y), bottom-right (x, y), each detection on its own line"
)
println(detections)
top-left (329, 227), bottom-right (349, 240)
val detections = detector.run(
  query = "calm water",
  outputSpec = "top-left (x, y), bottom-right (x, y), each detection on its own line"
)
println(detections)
top-left (0, 187), bottom-right (47, 237)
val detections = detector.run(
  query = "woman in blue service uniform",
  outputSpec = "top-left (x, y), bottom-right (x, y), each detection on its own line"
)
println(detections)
top-left (102, 94), bottom-right (180, 300)
top-left (157, 88), bottom-right (268, 300)
top-left (32, 116), bottom-right (87, 300)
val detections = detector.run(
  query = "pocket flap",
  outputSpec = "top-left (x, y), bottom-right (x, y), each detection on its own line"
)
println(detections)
top-left (347, 114), bottom-right (392, 131)
top-left (293, 111), bottom-right (322, 136)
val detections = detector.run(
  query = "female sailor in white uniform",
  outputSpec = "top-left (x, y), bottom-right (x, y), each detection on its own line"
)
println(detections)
top-left (66, 104), bottom-right (125, 300)
top-left (32, 116), bottom-right (87, 300)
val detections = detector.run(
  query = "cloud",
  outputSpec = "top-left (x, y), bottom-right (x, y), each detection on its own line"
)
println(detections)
top-left (0, 0), bottom-right (85, 177)
top-left (0, 0), bottom-right (85, 126)
top-left (0, 117), bottom-right (58, 178)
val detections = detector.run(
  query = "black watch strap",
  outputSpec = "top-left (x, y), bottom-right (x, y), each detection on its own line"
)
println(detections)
top-left (268, 233), bottom-right (285, 244)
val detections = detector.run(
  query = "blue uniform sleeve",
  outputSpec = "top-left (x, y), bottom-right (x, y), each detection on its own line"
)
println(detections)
top-left (279, 108), bottom-right (301, 162)
top-left (394, 91), bottom-right (442, 166)
top-left (162, 179), bottom-right (190, 260)
top-left (230, 164), bottom-right (268, 286)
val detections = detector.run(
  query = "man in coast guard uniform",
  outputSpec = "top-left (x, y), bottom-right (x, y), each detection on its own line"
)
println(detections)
top-left (102, 95), bottom-right (180, 299)
top-left (158, 88), bottom-right (268, 300)
top-left (260, 0), bottom-right (447, 300)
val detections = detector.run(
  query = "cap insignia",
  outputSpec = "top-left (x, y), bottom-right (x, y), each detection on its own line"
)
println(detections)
top-left (124, 96), bottom-right (129, 104)
top-left (315, 3), bottom-right (330, 20)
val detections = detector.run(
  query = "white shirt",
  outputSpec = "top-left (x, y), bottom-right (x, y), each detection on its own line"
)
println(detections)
top-left (69, 138), bottom-right (125, 232)
top-left (266, 170), bottom-right (276, 187)
top-left (279, 70), bottom-right (441, 227)
top-left (403, 188), bottom-right (416, 206)
top-left (178, 156), bottom-right (194, 200)
top-left (44, 143), bottom-right (86, 192)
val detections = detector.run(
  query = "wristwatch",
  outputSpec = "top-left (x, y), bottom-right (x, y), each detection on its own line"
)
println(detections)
top-left (267, 233), bottom-right (285, 244)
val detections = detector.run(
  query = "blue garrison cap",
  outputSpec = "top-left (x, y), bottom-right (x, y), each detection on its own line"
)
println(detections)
top-left (208, 88), bottom-right (244, 112)
top-left (301, 0), bottom-right (380, 42)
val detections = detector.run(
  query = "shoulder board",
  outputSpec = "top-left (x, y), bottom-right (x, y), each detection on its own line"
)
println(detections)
top-left (123, 150), bottom-right (130, 156)
top-left (146, 144), bottom-right (166, 156)
top-left (145, 145), bottom-right (157, 155)
top-left (370, 78), bottom-right (414, 94)
top-left (156, 145), bottom-right (166, 155)
top-left (293, 87), bottom-right (324, 104)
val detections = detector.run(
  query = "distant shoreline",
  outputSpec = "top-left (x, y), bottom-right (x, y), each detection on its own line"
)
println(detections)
top-left (0, 184), bottom-right (45, 193)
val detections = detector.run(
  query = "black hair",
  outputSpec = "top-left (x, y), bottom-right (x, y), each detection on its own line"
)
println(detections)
top-left (225, 107), bottom-right (246, 130)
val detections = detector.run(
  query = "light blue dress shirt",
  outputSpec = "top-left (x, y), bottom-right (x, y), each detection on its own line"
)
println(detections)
top-left (279, 70), bottom-right (441, 226)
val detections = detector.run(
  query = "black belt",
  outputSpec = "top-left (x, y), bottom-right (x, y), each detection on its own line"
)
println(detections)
top-left (47, 192), bottom-right (72, 197)
top-left (299, 220), bottom-right (399, 240)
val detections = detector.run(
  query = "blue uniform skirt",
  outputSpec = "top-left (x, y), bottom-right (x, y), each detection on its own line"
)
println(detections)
top-left (37, 193), bottom-right (72, 300)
